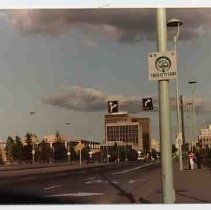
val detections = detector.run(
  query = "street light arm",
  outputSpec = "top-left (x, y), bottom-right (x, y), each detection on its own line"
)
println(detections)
top-left (176, 24), bottom-right (181, 40)
top-left (173, 24), bottom-right (181, 45)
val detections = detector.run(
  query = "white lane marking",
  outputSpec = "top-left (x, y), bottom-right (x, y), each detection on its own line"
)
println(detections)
top-left (113, 163), bottom-right (154, 175)
top-left (129, 180), bottom-right (135, 184)
top-left (85, 179), bottom-right (119, 184)
top-left (128, 179), bottom-right (143, 184)
top-left (45, 192), bottom-right (105, 198)
top-left (85, 176), bottom-right (96, 181)
top-left (86, 179), bottom-right (104, 184)
top-left (44, 185), bottom-right (62, 190)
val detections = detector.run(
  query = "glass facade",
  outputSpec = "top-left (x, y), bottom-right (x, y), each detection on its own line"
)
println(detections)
top-left (106, 125), bottom-right (139, 143)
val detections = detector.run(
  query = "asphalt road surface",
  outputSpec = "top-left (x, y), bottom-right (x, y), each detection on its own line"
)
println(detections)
top-left (0, 161), bottom-right (160, 204)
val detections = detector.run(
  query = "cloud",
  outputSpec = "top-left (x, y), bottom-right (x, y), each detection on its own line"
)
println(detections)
top-left (43, 86), bottom-right (145, 112)
top-left (43, 86), bottom-right (211, 113)
top-left (5, 8), bottom-right (211, 42)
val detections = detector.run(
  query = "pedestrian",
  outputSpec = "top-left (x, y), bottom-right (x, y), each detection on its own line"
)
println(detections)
top-left (195, 146), bottom-right (202, 169)
top-left (188, 150), bottom-right (195, 170)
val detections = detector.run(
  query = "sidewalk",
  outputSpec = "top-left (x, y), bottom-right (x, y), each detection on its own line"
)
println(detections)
top-left (146, 160), bottom-right (211, 203)
top-left (174, 160), bottom-right (211, 203)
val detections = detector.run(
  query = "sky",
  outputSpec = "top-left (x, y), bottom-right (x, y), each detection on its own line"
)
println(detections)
top-left (0, 6), bottom-right (211, 143)
top-left (1, 0), bottom-right (211, 8)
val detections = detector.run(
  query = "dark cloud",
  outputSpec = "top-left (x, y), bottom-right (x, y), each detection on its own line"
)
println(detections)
top-left (43, 86), bottom-right (211, 113)
top-left (43, 86), bottom-right (149, 112)
top-left (5, 8), bottom-right (211, 42)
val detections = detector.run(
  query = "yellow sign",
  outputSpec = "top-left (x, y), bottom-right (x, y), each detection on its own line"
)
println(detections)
top-left (77, 143), bottom-right (83, 150)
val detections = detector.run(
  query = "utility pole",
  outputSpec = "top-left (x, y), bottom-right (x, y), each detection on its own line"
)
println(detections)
top-left (157, 8), bottom-right (175, 203)
top-left (167, 18), bottom-right (183, 171)
top-left (180, 95), bottom-right (186, 151)
top-left (65, 122), bottom-right (71, 163)
top-left (30, 111), bottom-right (36, 164)
top-left (188, 81), bottom-right (198, 150)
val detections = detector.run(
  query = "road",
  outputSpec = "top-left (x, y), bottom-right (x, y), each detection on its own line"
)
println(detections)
top-left (0, 161), bottom-right (160, 204)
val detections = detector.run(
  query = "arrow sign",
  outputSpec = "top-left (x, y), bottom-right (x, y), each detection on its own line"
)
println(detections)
top-left (142, 98), bottom-right (153, 110)
top-left (108, 101), bottom-right (118, 113)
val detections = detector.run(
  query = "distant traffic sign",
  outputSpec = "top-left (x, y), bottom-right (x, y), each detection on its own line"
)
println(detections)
top-left (77, 142), bottom-right (83, 150)
top-left (108, 101), bottom-right (118, 113)
top-left (142, 98), bottom-right (153, 110)
top-left (148, 51), bottom-right (177, 81)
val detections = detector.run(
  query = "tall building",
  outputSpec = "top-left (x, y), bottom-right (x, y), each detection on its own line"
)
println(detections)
top-left (131, 117), bottom-right (151, 152)
top-left (198, 125), bottom-right (211, 149)
top-left (104, 112), bottom-right (151, 152)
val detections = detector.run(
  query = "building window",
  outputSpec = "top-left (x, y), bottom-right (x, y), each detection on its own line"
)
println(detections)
top-left (106, 124), bottom-right (139, 143)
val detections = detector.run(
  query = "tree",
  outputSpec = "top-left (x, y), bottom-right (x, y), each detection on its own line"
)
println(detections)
top-left (53, 141), bottom-right (67, 162)
top-left (101, 148), bottom-right (108, 162)
top-left (69, 145), bottom-right (78, 161)
top-left (109, 147), bottom-right (118, 162)
top-left (53, 131), bottom-right (67, 162)
top-left (13, 136), bottom-right (24, 162)
top-left (127, 148), bottom-right (138, 161)
top-left (38, 140), bottom-right (52, 163)
top-left (5, 136), bottom-right (15, 162)
top-left (92, 151), bottom-right (102, 163)
top-left (55, 130), bottom-right (61, 141)
top-left (81, 146), bottom-right (90, 161)
top-left (23, 132), bottom-right (33, 162)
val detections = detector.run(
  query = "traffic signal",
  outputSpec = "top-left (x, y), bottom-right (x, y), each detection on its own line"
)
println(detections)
top-left (108, 101), bottom-right (118, 113)
top-left (142, 98), bottom-right (153, 110)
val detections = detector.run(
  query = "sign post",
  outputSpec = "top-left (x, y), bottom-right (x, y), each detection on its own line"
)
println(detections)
top-left (155, 8), bottom-right (175, 203)
top-left (77, 142), bottom-right (83, 165)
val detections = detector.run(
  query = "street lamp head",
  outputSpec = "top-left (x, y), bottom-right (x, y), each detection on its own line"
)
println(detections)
top-left (188, 81), bottom-right (197, 84)
top-left (167, 18), bottom-right (183, 28)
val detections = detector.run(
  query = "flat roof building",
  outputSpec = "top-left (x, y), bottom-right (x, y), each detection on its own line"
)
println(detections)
top-left (198, 125), bottom-right (211, 149)
top-left (104, 112), bottom-right (151, 152)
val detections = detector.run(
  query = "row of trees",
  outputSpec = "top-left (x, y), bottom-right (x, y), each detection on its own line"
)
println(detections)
top-left (4, 131), bottom-right (84, 163)
top-left (2, 131), bottom-right (156, 164)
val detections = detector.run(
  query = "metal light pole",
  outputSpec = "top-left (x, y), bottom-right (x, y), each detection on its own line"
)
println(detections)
top-left (125, 144), bottom-right (128, 162)
top-left (117, 143), bottom-right (120, 162)
top-left (186, 102), bottom-right (193, 150)
top-left (106, 143), bottom-right (109, 163)
top-left (157, 8), bottom-right (175, 203)
top-left (30, 111), bottom-right (36, 164)
top-left (188, 81), bottom-right (198, 150)
top-left (66, 122), bottom-right (71, 163)
top-left (167, 18), bottom-right (183, 170)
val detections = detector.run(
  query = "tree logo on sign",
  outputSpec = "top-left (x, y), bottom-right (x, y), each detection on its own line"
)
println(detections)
top-left (155, 56), bottom-right (171, 73)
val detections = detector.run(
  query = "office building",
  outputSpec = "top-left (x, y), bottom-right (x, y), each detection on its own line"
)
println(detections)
top-left (103, 112), bottom-right (151, 152)
top-left (198, 125), bottom-right (211, 149)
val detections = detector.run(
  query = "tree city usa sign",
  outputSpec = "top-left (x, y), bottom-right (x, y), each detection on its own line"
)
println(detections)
top-left (148, 51), bottom-right (177, 81)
